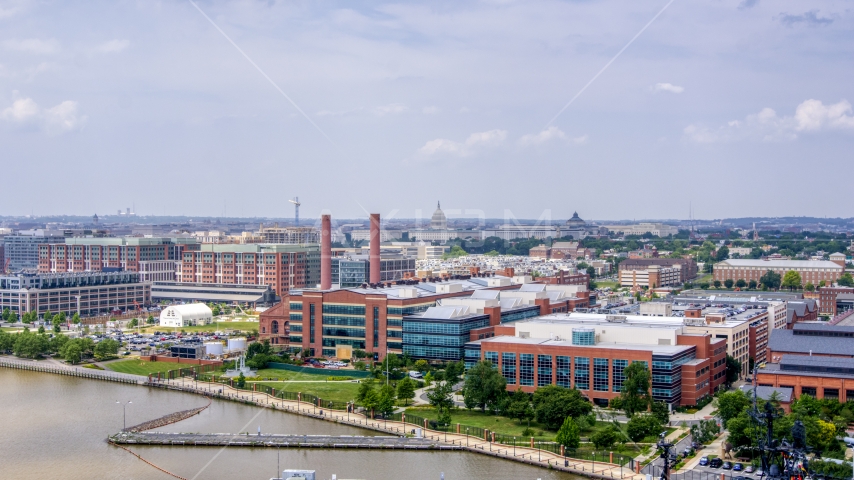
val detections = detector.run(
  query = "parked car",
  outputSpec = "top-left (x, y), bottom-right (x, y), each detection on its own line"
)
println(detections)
top-left (744, 465), bottom-right (755, 474)
top-left (683, 447), bottom-right (693, 457)
top-left (692, 441), bottom-right (703, 450)
top-left (722, 461), bottom-right (733, 470)
top-left (710, 458), bottom-right (723, 468)
top-left (735, 476), bottom-right (749, 480)
top-left (699, 457), bottom-right (709, 466)
top-left (733, 463), bottom-right (744, 472)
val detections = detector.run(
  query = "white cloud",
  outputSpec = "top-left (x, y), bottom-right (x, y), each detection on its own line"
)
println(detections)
top-left (2, 38), bottom-right (60, 55)
top-left (96, 39), bottom-right (130, 54)
top-left (422, 106), bottom-right (440, 114)
top-left (2, 97), bottom-right (39, 122)
top-left (685, 99), bottom-right (854, 143)
top-left (518, 127), bottom-right (588, 146)
top-left (417, 129), bottom-right (507, 157)
top-left (794, 99), bottom-right (854, 131)
top-left (2, 95), bottom-right (86, 134)
top-left (371, 103), bottom-right (408, 116)
top-left (652, 83), bottom-right (684, 94)
top-left (44, 101), bottom-right (85, 133)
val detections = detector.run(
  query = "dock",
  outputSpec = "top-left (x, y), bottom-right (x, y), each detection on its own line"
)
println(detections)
top-left (110, 432), bottom-right (462, 450)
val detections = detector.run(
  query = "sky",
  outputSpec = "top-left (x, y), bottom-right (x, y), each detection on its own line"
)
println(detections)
top-left (1, 0), bottom-right (852, 222)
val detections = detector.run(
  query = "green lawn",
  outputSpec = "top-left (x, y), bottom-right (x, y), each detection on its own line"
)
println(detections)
top-left (104, 359), bottom-right (189, 376)
top-left (595, 280), bottom-right (619, 289)
top-left (255, 380), bottom-right (361, 404)
top-left (694, 274), bottom-right (713, 284)
top-left (248, 368), bottom-right (356, 382)
top-left (138, 320), bottom-right (259, 334)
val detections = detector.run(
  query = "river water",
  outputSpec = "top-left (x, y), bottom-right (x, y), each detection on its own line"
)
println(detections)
top-left (1, 369), bottom-right (581, 480)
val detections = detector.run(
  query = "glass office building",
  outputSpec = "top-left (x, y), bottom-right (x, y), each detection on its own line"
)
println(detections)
top-left (403, 307), bottom-right (491, 361)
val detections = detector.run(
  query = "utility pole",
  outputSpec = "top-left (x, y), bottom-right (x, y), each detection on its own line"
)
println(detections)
top-left (656, 432), bottom-right (675, 480)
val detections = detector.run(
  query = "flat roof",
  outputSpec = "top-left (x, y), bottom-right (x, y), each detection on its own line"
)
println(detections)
top-left (718, 259), bottom-right (842, 269)
top-left (531, 311), bottom-right (748, 329)
top-left (768, 329), bottom-right (854, 356)
top-left (294, 276), bottom-right (514, 300)
top-left (476, 335), bottom-right (693, 356)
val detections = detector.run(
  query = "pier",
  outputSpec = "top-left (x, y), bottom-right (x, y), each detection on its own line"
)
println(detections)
top-left (110, 432), bottom-right (460, 450)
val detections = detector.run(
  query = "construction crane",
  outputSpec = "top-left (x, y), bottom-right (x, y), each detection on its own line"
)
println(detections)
top-left (288, 197), bottom-right (301, 226)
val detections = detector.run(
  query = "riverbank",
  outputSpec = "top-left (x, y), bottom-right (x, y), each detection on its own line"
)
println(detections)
top-left (0, 356), bottom-right (642, 480)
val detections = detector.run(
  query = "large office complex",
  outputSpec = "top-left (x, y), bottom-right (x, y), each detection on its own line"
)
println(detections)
top-left (38, 237), bottom-right (194, 280)
top-left (331, 254), bottom-right (416, 288)
top-left (713, 259), bottom-right (845, 285)
top-left (5, 230), bottom-right (66, 270)
top-left (175, 244), bottom-right (320, 296)
top-left (618, 258), bottom-right (698, 284)
top-left (619, 264), bottom-right (683, 288)
top-left (759, 324), bottom-right (854, 402)
top-left (600, 223), bottom-right (679, 237)
top-left (465, 313), bottom-right (727, 407)
top-left (0, 271), bottom-right (150, 317)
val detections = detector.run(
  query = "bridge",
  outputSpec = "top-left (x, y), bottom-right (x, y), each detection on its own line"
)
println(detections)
top-left (110, 432), bottom-right (460, 450)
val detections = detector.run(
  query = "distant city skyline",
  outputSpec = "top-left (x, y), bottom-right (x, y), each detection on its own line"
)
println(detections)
top-left (2, 1), bottom-right (852, 219)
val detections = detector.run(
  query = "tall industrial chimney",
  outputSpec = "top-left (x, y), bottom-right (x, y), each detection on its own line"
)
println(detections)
top-left (369, 213), bottom-right (381, 284)
top-left (321, 214), bottom-right (332, 290)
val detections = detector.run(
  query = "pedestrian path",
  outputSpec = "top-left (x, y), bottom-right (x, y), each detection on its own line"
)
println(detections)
top-left (157, 376), bottom-right (648, 480)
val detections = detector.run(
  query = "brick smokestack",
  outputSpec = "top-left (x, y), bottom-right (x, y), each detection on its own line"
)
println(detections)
top-left (370, 213), bottom-right (381, 284)
top-left (320, 214), bottom-right (332, 290)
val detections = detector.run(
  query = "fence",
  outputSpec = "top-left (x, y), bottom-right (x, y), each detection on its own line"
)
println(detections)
top-left (266, 362), bottom-right (371, 378)
top-left (0, 358), bottom-right (142, 385)
top-left (646, 465), bottom-right (854, 480)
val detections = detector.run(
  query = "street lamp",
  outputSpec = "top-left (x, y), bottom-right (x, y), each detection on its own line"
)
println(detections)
top-left (466, 427), bottom-right (469, 447)
top-left (116, 400), bottom-right (132, 430)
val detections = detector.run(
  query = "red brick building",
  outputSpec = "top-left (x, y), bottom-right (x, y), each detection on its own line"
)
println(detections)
top-left (714, 259), bottom-right (844, 286)
top-left (818, 286), bottom-right (854, 316)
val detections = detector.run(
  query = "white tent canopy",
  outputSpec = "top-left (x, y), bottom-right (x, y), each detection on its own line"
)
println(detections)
top-left (159, 303), bottom-right (213, 328)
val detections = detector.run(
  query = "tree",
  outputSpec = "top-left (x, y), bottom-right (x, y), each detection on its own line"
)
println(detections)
top-left (713, 280), bottom-right (722, 289)
top-left (145, 315), bottom-right (155, 325)
top-left (782, 270), bottom-right (802, 291)
top-left (462, 360), bottom-right (507, 412)
top-left (212, 305), bottom-right (221, 316)
top-left (591, 425), bottom-right (619, 449)
top-left (444, 360), bottom-right (465, 385)
top-left (532, 385), bottom-right (592, 430)
top-left (748, 280), bottom-right (757, 289)
top-left (426, 381), bottom-right (455, 426)
top-left (805, 282), bottom-right (815, 292)
top-left (423, 372), bottom-right (433, 388)
top-left (626, 414), bottom-right (661, 441)
top-left (724, 279), bottom-right (734, 289)
top-left (503, 388), bottom-right (534, 422)
top-left (1, 307), bottom-right (10, 322)
top-left (715, 246), bottom-right (730, 262)
top-left (760, 270), bottom-right (782, 290)
top-left (839, 273), bottom-right (854, 287)
top-left (413, 359), bottom-right (429, 372)
top-left (715, 389), bottom-right (750, 426)
top-left (725, 354), bottom-right (742, 385)
top-left (555, 416), bottom-right (581, 449)
top-left (735, 279), bottom-right (747, 289)
top-left (724, 410), bottom-right (754, 448)
top-left (14, 331), bottom-right (50, 358)
top-left (357, 379), bottom-right (376, 403)
top-left (353, 349), bottom-right (369, 359)
top-left (650, 400), bottom-right (670, 425)
top-left (43, 310), bottom-right (53, 325)
top-left (63, 342), bottom-right (83, 364)
top-left (377, 384), bottom-right (396, 417)
top-left (94, 338), bottom-right (120, 360)
top-left (236, 372), bottom-right (246, 389)
top-left (618, 361), bottom-right (651, 417)
top-left (128, 318), bottom-right (138, 328)
top-left (396, 376), bottom-right (416, 405)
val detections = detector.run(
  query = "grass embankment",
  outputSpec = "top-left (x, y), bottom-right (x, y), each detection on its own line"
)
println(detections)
top-left (595, 280), bottom-right (620, 289)
top-left (254, 381), bottom-right (361, 404)
top-left (137, 320), bottom-right (259, 334)
top-left (104, 359), bottom-right (190, 376)
top-left (248, 368), bottom-right (359, 382)
top-left (406, 406), bottom-right (614, 438)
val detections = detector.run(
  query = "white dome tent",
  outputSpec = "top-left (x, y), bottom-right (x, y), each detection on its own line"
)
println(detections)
top-left (159, 304), bottom-right (213, 328)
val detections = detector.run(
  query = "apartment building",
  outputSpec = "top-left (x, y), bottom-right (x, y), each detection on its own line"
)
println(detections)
top-left (176, 244), bottom-right (320, 296)
top-left (619, 258), bottom-right (698, 283)
top-left (713, 259), bottom-right (844, 285)
top-left (38, 237), bottom-right (195, 275)
top-left (0, 271), bottom-right (150, 317)
top-left (619, 264), bottom-right (683, 288)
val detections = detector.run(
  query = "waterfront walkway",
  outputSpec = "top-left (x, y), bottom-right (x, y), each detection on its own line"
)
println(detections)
top-left (154, 376), bottom-right (647, 480)
top-left (111, 432), bottom-right (458, 450)
top-left (0, 357), bottom-right (646, 480)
